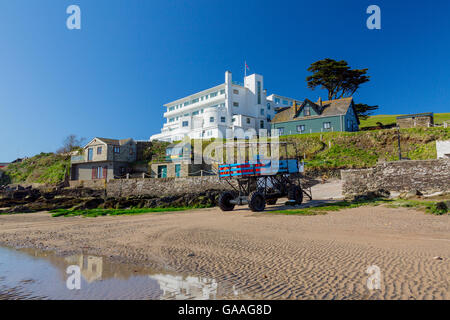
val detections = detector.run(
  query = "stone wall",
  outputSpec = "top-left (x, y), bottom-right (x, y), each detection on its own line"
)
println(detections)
top-left (396, 115), bottom-right (433, 128)
top-left (341, 159), bottom-right (450, 196)
top-left (69, 179), bottom-right (107, 190)
top-left (106, 176), bottom-right (236, 198)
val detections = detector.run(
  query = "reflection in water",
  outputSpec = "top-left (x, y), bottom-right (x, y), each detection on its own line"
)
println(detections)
top-left (150, 274), bottom-right (219, 300)
top-left (64, 255), bottom-right (103, 283)
top-left (0, 247), bottom-right (242, 300)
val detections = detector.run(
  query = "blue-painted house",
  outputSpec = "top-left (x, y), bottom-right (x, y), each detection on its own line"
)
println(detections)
top-left (270, 97), bottom-right (359, 135)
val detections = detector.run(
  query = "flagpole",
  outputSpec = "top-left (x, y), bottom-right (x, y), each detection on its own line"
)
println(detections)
top-left (244, 60), bottom-right (247, 78)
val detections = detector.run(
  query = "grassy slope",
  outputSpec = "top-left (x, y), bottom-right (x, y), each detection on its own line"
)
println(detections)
top-left (360, 113), bottom-right (450, 128)
top-left (2, 127), bottom-right (449, 185)
top-left (280, 127), bottom-right (450, 171)
top-left (1, 153), bottom-right (70, 185)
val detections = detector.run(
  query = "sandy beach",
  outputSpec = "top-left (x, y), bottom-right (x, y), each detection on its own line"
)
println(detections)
top-left (0, 199), bottom-right (448, 300)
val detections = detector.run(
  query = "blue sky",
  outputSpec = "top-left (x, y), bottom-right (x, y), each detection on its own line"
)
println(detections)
top-left (1, 0), bottom-right (449, 161)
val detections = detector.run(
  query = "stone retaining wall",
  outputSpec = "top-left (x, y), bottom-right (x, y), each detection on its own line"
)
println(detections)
top-left (106, 176), bottom-right (236, 198)
top-left (341, 159), bottom-right (450, 196)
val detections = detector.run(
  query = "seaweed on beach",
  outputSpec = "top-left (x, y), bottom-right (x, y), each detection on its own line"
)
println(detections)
top-left (271, 199), bottom-right (448, 216)
top-left (49, 207), bottom-right (194, 218)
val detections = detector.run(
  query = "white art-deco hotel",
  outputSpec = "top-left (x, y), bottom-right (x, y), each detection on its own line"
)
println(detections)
top-left (150, 71), bottom-right (298, 142)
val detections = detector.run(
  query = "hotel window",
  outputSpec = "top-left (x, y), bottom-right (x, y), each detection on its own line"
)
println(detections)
top-left (169, 106), bottom-right (175, 111)
top-left (246, 118), bottom-right (250, 124)
top-left (169, 118), bottom-right (175, 122)
top-left (97, 147), bottom-right (102, 155)
top-left (257, 81), bottom-right (261, 104)
top-left (275, 98), bottom-right (280, 104)
top-left (260, 109), bottom-right (264, 115)
top-left (233, 89), bottom-right (239, 94)
top-left (282, 100), bottom-right (288, 105)
top-left (220, 89), bottom-right (225, 95)
top-left (220, 103), bottom-right (225, 108)
top-left (267, 103), bottom-right (271, 110)
top-left (192, 111), bottom-right (199, 116)
top-left (297, 125), bottom-right (305, 132)
top-left (182, 121), bottom-right (189, 127)
top-left (210, 117), bottom-right (214, 123)
top-left (184, 101), bottom-right (190, 106)
top-left (210, 92), bottom-right (218, 98)
top-left (260, 120), bottom-right (264, 129)
top-left (221, 116), bottom-right (226, 123)
top-left (114, 146), bottom-right (120, 154)
top-left (192, 98), bottom-right (199, 104)
top-left (183, 113), bottom-right (189, 117)
top-left (233, 102), bottom-right (239, 107)
top-left (204, 94), bottom-right (209, 100)
top-left (323, 122), bottom-right (331, 129)
top-left (304, 107), bottom-right (310, 116)
top-left (201, 109), bottom-right (204, 113)
top-left (232, 118), bottom-right (236, 123)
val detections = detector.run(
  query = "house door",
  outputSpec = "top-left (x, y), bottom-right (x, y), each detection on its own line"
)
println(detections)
top-left (158, 165), bottom-right (167, 178)
top-left (175, 164), bottom-right (181, 178)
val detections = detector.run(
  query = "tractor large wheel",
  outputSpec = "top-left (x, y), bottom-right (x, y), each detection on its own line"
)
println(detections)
top-left (266, 198), bottom-right (277, 205)
top-left (218, 192), bottom-right (235, 211)
top-left (288, 185), bottom-right (303, 205)
top-left (248, 191), bottom-right (266, 212)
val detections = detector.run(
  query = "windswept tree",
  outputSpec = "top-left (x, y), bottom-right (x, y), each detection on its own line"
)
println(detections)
top-left (306, 58), bottom-right (377, 118)
top-left (353, 103), bottom-right (379, 120)
top-left (57, 134), bottom-right (86, 154)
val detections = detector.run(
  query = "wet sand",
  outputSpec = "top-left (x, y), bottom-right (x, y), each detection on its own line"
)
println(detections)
top-left (0, 203), bottom-right (448, 300)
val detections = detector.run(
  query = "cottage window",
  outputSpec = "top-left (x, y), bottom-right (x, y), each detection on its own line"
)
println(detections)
top-left (88, 148), bottom-right (93, 161)
top-left (297, 125), bottom-right (305, 132)
top-left (182, 121), bottom-right (189, 127)
top-left (304, 107), bottom-right (310, 116)
top-left (278, 127), bottom-right (284, 135)
top-left (323, 122), bottom-right (331, 129)
top-left (260, 109), bottom-right (264, 115)
top-left (114, 146), bottom-right (120, 153)
top-left (260, 120), bottom-right (264, 129)
top-left (97, 147), bottom-right (102, 155)
top-left (96, 167), bottom-right (103, 179)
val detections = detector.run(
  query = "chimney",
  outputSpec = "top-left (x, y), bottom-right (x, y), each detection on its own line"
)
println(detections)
top-left (318, 97), bottom-right (322, 107)
top-left (293, 101), bottom-right (299, 114)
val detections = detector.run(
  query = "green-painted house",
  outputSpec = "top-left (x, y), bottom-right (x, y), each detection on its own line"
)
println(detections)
top-left (270, 97), bottom-right (359, 135)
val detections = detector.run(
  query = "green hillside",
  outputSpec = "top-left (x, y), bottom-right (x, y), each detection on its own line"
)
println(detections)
top-left (2, 127), bottom-right (449, 185)
top-left (0, 153), bottom-right (70, 185)
top-left (280, 127), bottom-right (449, 172)
top-left (360, 113), bottom-right (450, 128)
